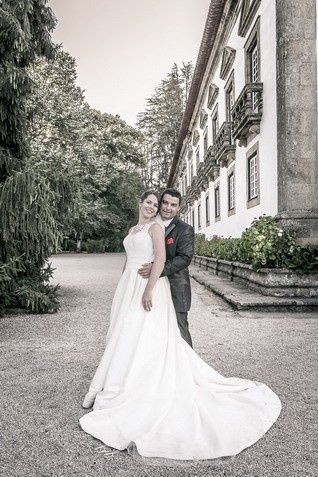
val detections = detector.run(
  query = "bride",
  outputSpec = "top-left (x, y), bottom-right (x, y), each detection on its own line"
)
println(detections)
top-left (79, 190), bottom-right (281, 460)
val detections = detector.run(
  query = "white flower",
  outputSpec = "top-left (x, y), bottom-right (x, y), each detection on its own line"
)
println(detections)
top-left (277, 229), bottom-right (283, 237)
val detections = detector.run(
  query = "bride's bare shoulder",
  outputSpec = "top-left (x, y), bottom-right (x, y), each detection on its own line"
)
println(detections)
top-left (148, 222), bottom-right (164, 237)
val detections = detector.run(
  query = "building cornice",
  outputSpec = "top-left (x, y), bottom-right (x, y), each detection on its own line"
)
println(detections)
top-left (168, 0), bottom-right (239, 186)
top-left (167, 0), bottom-right (227, 186)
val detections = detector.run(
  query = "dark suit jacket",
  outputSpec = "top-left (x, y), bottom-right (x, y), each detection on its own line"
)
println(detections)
top-left (161, 217), bottom-right (194, 312)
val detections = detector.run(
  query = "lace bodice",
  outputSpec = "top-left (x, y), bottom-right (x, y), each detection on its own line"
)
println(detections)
top-left (123, 222), bottom-right (155, 270)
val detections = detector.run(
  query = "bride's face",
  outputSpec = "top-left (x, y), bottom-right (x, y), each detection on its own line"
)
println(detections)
top-left (139, 194), bottom-right (158, 219)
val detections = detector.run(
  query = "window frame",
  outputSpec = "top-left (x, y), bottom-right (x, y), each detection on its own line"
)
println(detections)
top-left (227, 168), bottom-right (236, 216)
top-left (214, 184), bottom-right (221, 221)
top-left (225, 70), bottom-right (235, 122)
top-left (244, 17), bottom-right (261, 84)
top-left (198, 202), bottom-right (201, 229)
top-left (189, 159), bottom-right (194, 184)
top-left (203, 126), bottom-right (208, 156)
top-left (195, 146), bottom-right (200, 170)
top-left (211, 104), bottom-right (219, 145)
top-left (205, 192), bottom-right (210, 226)
top-left (246, 142), bottom-right (260, 208)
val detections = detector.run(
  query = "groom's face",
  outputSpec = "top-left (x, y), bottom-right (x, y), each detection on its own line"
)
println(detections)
top-left (159, 194), bottom-right (180, 221)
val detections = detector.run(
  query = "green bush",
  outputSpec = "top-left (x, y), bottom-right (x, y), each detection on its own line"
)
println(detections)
top-left (67, 239), bottom-right (78, 252)
top-left (239, 215), bottom-right (296, 269)
top-left (86, 239), bottom-right (106, 253)
top-left (194, 215), bottom-right (318, 273)
top-left (285, 245), bottom-right (318, 273)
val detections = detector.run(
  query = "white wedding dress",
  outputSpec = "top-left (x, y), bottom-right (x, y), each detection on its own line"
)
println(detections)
top-left (79, 223), bottom-right (281, 460)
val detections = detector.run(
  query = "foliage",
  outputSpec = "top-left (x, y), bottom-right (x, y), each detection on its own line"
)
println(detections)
top-left (137, 62), bottom-right (193, 190)
top-left (194, 216), bottom-right (318, 273)
top-left (239, 215), bottom-right (296, 269)
top-left (0, 0), bottom-right (62, 314)
top-left (284, 245), bottom-right (318, 273)
top-left (27, 48), bottom-right (144, 253)
top-left (195, 234), bottom-right (242, 262)
top-left (0, 0), bottom-right (56, 180)
top-left (86, 239), bottom-right (106, 253)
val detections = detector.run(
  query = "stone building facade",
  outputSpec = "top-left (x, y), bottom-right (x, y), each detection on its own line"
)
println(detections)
top-left (168, 0), bottom-right (318, 244)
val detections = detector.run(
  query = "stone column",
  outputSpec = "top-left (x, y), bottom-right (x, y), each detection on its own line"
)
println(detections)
top-left (276, 0), bottom-right (318, 245)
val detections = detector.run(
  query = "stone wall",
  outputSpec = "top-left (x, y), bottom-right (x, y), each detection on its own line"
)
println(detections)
top-left (193, 255), bottom-right (318, 298)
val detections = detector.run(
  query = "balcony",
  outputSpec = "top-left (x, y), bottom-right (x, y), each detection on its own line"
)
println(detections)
top-left (203, 145), bottom-right (220, 180)
top-left (191, 176), bottom-right (201, 200)
top-left (196, 174), bottom-right (209, 194)
top-left (185, 186), bottom-right (193, 206)
top-left (232, 83), bottom-right (263, 147)
top-left (196, 161), bottom-right (205, 178)
top-left (214, 122), bottom-right (236, 167)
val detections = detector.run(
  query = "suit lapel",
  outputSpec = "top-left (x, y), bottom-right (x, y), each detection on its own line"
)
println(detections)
top-left (165, 217), bottom-right (179, 237)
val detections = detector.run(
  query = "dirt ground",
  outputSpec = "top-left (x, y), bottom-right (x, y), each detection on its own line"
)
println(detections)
top-left (1, 253), bottom-right (317, 477)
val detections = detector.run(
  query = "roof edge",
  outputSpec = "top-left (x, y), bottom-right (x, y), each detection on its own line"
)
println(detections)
top-left (167, 0), bottom-right (227, 186)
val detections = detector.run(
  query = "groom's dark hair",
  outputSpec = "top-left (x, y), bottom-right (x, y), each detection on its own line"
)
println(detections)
top-left (160, 188), bottom-right (182, 206)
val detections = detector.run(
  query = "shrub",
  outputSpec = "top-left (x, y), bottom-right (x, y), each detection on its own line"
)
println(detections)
top-left (194, 215), bottom-right (318, 273)
top-left (86, 239), bottom-right (106, 253)
top-left (285, 245), bottom-right (318, 273)
top-left (239, 215), bottom-right (296, 269)
top-left (67, 239), bottom-right (78, 252)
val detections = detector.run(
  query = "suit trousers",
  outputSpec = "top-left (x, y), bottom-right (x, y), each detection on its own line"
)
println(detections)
top-left (175, 311), bottom-right (193, 348)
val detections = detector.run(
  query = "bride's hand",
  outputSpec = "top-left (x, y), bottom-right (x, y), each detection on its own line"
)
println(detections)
top-left (142, 289), bottom-right (152, 312)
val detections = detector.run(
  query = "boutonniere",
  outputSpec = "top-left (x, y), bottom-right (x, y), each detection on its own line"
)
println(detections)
top-left (166, 237), bottom-right (174, 245)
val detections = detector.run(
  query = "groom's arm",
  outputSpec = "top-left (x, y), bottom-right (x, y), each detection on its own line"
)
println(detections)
top-left (161, 226), bottom-right (194, 277)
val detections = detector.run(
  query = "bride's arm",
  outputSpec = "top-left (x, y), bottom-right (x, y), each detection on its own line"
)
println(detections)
top-left (142, 223), bottom-right (166, 311)
top-left (122, 226), bottom-right (133, 273)
top-left (122, 258), bottom-right (127, 273)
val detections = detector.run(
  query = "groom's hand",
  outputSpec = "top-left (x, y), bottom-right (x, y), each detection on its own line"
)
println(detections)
top-left (138, 263), bottom-right (152, 278)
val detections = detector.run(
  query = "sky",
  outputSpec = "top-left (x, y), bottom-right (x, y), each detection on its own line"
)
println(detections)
top-left (49, 0), bottom-right (211, 126)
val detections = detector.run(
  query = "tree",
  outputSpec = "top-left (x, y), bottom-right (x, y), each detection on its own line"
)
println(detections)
top-left (137, 62), bottom-right (193, 190)
top-left (0, 0), bottom-right (63, 314)
top-left (27, 48), bottom-right (145, 253)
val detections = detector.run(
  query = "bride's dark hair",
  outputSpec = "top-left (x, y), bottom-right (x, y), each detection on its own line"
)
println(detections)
top-left (139, 190), bottom-right (159, 203)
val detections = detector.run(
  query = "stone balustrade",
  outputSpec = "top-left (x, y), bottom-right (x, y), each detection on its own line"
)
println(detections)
top-left (232, 83), bottom-right (263, 147)
top-left (214, 121), bottom-right (236, 167)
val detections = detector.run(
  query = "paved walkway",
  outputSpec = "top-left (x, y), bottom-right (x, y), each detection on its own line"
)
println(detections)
top-left (1, 253), bottom-right (317, 477)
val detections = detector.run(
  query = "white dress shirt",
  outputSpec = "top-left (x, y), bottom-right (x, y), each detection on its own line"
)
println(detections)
top-left (156, 215), bottom-right (173, 231)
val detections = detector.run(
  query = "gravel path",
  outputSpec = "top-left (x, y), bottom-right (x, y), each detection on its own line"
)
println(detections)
top-left (1, 253), bottom-right (317, 477)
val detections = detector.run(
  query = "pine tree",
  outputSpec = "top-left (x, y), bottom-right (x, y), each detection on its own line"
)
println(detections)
top-left (0, 0), bottom-right (61, 314)
top-left (137, 62), bottom-right (193, 190)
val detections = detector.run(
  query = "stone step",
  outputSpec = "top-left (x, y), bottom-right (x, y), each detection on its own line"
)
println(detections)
top-left (189, 265), bottom-right (318, 311)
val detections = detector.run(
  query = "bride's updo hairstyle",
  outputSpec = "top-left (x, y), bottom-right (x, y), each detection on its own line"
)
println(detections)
top-left (139, 190), bottom-right (159, 203)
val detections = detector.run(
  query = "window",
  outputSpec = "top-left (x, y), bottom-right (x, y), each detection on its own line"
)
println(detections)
top-left (245, 18), bottom-right (261, 108)
top-left (248, 153), bottom-right (258, 200)
top-left (200, 109), bottom-right (208, 129)
top-left (214, 186), bottom-right (220, 218)
top-left (203, 127), bottom-right (208, 156)
top-left (228, 172), bottom-right (235, 210)
top-left (246, 142), bottom-right (260, 208)
top-left (212, 105), bottom-right (219, 144)
top-left (191, 208), bottom-right (195, 227)
top-left (195, 147), bottom-right (200, 169)
top-left (205, 193), bottom-right (210, 225)
top-left (225, 71), bottom-right (235, 122)
top-left (207, 83), bottom-right (219, 109)
top-left (198, 203), bottom-right (201, 229)
top-left (250, 41), bottom-right (259, 82)
top-left (189, 160), bottom-right (193, 183)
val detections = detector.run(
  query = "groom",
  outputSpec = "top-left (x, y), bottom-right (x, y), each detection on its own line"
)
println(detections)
top-left (138, 188), bottom-right (195, 348)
